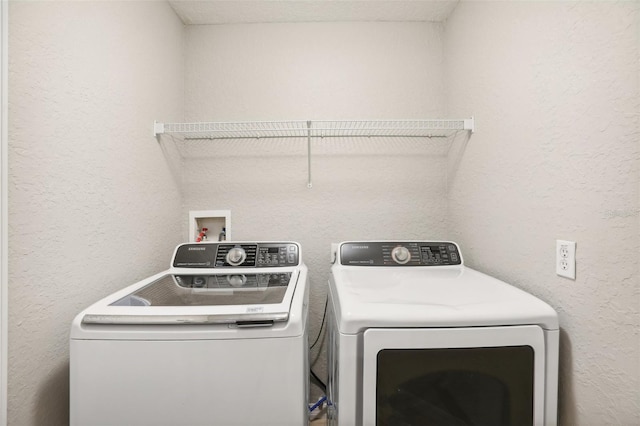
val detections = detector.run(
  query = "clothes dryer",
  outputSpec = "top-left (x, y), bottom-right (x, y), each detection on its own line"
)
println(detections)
top-left (327, 241), bottom-right (559, 426)
top-left (71, 241), bottom-right (309, 426)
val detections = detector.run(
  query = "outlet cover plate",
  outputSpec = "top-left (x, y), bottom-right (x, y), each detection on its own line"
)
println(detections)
top-left (556, 240), bottom-right (576, 279)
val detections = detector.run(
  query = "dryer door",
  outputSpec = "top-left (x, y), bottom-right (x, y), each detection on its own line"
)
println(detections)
top-left (362, 325), bottom-right (546, 426)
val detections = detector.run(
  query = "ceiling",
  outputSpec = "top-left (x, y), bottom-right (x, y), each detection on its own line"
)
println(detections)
top-left (168, 1), bottom-right (460, 25)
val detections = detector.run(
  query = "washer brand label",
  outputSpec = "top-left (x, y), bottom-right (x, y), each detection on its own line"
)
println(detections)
top-left (246, 306), bottom-right (264, 313)
top-left (350, 245), bottom-right (369, 249)
top-left (176, 261), bottom-right (210, 266)
top-left (188, 247), bottom-right (206, 251)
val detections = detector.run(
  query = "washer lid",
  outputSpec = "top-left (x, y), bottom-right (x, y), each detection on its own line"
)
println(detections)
top-left (330, 265), bottom-right (558, 334)
top-left (81, 270), bottom-right (300, 325)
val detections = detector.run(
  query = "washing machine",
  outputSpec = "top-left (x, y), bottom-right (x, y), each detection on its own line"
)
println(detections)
top-left (327, 241), bottom-right (559, 426)
top-left (70, 241), bottom-right (309, 426)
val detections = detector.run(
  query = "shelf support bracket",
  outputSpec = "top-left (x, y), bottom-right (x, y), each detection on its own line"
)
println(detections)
top-left (464, 116), bottom-right (475, 133)
top-left (306, 120), bottom-right (312, 188)
top-left (153, 121), bottom-right (165, 139)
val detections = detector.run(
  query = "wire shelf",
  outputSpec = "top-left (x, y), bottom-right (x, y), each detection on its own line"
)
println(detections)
top-left (159, 121), bottom-right (308, 140)
top-left (153, 118), bottom-right (474, 187)
top-left (154, 119), bottom-right (473, 140)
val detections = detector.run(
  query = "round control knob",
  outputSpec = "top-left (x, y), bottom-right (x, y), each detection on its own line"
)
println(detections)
top-left (227, 274), bottom-right (247, 288)
top-left (193, 276), bottom-right (206, 288)
top-left (391, 246), bottom-right (411, 264)
top-left (226, 247), bottom-right (247, 266)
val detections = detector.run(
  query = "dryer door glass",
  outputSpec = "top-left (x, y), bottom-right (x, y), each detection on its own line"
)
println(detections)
top-left (376, 346), bottom-right (533, 425)
top-left (361, 326), bottom-right (546, 426)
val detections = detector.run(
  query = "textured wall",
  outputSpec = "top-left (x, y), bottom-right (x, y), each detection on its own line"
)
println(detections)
top-left (444, 2), bottom-right (639, 424)
top-left (8, 2), bottom-right (184, 425)
top-left (9, 3), bottom-right (637, 424)
top-left (182, 22), bottom-right (448, 395)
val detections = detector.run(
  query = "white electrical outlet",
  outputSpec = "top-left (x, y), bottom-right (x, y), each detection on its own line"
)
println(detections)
top-left (556, 240), bottom-right (576, 279)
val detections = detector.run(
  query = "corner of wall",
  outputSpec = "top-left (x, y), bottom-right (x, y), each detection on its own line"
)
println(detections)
top-left (0, 0), bottom-right (8, 423)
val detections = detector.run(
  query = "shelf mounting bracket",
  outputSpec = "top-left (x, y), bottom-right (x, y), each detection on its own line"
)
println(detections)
top-left (464, 116), bottom-right (475, 133)
top-left (153, 121), bottom-right (165, 139)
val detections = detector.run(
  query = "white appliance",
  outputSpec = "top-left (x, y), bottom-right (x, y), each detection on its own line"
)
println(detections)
top-left (70, 241), bottom-right (309, 426)
top-left (327, 241), bottom-right (559, 426)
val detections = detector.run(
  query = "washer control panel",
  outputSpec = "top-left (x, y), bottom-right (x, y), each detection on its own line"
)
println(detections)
top-left (173, 242), bottom-right (300, 268)
top-left (340, 241), bottom-right (462, 266)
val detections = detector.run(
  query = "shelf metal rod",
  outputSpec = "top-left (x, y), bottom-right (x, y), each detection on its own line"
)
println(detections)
top-left (307, 120), bottom-right (312, 188)
top-left (182, 134), bottom-right (450, 141)
top-left (176, 127), bottom-right (457, 132)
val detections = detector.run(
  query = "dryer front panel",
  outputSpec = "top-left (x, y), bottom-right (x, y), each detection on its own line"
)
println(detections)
top-left (362, 325), bottom-right (546, 426)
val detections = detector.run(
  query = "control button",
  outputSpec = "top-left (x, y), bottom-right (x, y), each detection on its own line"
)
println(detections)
top-left (288, 253), bottom-right (295, 263)
top-left (288, 245), bottom-right (296, 252)
top-left (451, 253), bottom-right (458, 261)
top-left (226, 247), bottom-right (247, 266)
top-left (391, 246), bottom-right (411, 264)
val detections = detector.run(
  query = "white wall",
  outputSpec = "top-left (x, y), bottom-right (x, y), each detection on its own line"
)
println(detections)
top-left (0, 1), bottom-right (7, 423)
top-left (445, 1), bottom-right (639, 424)
top-left (8, 2), bottom-right (184, 424)
top-left (183, 21), bottom-right (448, 389)
top-left (7, 2), bottom-right (638, 424)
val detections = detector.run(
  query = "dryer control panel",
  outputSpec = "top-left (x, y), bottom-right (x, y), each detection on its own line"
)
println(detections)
top-left (340, 241), bottom-right (462, 267)
top-left (172, 242), bottom-right (300, 268)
